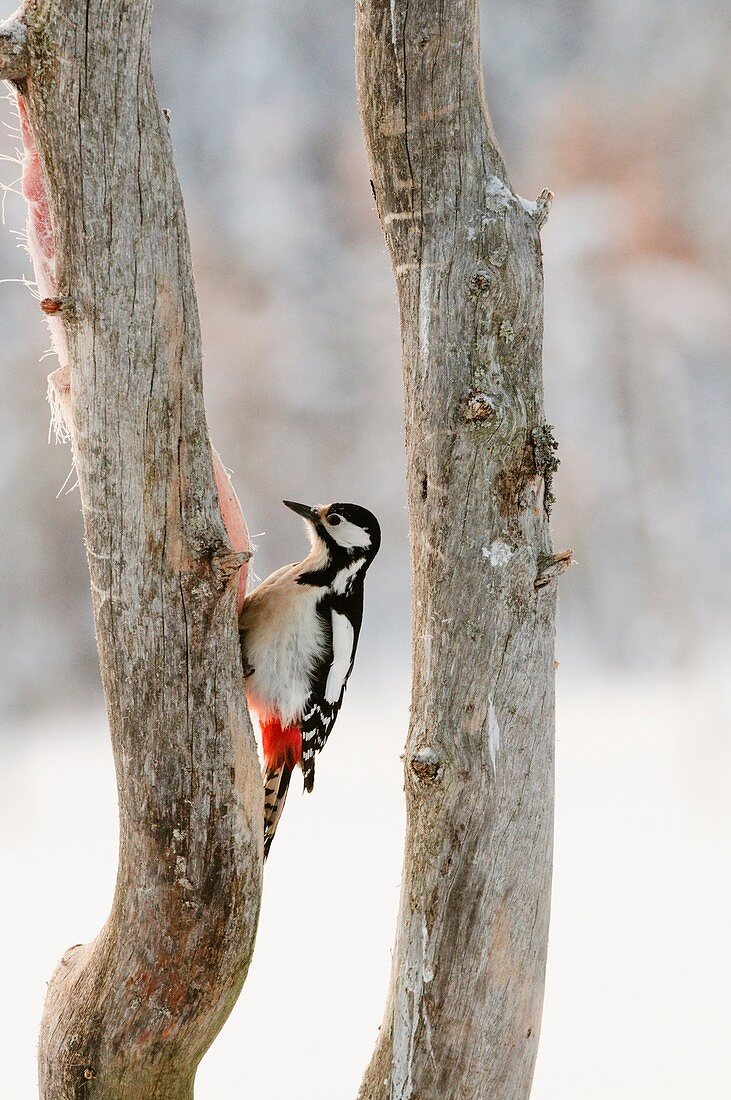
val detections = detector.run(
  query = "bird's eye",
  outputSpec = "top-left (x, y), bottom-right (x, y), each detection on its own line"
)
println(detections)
top-left (328, 514), bottom-right (342, 526)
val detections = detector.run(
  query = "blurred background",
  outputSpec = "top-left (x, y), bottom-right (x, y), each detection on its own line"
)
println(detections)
top-left (1, 0), bottom-right (729, 1096)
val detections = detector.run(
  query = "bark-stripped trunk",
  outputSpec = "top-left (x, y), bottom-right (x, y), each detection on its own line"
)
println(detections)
top-left (355, 3), bottom-right (567, 1097)
top-left (1, 5), bottom-right (262, 1099)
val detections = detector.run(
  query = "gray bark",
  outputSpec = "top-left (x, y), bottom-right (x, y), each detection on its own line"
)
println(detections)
top-left (355, 2), bottom-right (562, 1097)
top-left (2, 4), bottom-right (262, 1098)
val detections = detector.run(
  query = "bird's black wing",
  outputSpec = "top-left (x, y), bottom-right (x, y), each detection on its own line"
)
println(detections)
top-left (300, 589), bottom-right (363, 792)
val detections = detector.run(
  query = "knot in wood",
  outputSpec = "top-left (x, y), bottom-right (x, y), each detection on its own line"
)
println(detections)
top-left (211, 548), bottom-right (251, 590)
top-left (468, 268), bottom-right (492, 296)
top-left (40, 296), bottom-right (64, 315)
top-left (410, 746), bottom-right (442, 782)
top-left (462, 393), bottom-right (496, 423)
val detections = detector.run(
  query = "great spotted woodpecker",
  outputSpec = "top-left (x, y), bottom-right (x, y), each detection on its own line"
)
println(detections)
top-left (239, 500), bottom-right (381, 858)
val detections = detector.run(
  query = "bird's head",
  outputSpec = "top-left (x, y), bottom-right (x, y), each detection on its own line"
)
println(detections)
top-left (283, 500), bottom-right (381, 572)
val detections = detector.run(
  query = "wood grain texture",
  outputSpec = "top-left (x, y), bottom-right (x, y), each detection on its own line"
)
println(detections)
top-left (0, 14), bottom-right (29, 80)
top-left (5, 3), bottom-right (263, 1097)
top-left (355, 2), bottom-right (557, 1097)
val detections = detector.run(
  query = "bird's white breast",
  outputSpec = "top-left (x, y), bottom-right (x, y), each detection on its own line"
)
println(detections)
top-left (241, 570), bottom-right (327, 727)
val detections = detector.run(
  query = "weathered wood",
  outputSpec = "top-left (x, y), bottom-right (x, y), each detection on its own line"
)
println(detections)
top-left (3, 2), bottom-right (263, 1097)
top-left (0, 14), bottom-right (29, 80)
top-left (355, 2), bottom-right (558, 1097)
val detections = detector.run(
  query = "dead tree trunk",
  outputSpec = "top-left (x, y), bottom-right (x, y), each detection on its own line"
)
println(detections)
top-left (355, 3), bottom-right (567, 1097)
top-left (1, 5), bottom-right (262, 1098)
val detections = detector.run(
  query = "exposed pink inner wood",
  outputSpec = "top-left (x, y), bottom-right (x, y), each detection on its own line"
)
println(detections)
top-left (212, 449), bottom-right (250, 612)
top-left (18, 93), bottom-right (250, 606)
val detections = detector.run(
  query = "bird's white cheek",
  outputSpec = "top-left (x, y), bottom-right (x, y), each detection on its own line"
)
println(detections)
top-left (331, 521), bottom-right (371, 550)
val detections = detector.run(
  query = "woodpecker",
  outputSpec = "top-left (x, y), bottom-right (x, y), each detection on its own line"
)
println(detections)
top-left (239, 500), bottom-right (381, 858)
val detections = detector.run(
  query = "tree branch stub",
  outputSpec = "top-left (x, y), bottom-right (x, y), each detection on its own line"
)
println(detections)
top-left (535, 548), bottom-right (574, 590)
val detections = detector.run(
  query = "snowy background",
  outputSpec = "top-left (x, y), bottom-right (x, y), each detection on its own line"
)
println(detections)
top-left (1, 0), bottom-right (730, 1096)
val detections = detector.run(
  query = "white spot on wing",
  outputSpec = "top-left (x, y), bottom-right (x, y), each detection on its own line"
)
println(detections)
top-left (325, 611), bottom-right (354, 704)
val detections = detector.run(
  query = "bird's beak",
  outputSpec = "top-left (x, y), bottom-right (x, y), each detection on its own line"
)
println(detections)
top-left (283, 500), bottom-right (319, 522)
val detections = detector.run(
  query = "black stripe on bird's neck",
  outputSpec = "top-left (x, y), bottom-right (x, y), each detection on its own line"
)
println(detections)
top-left (297, 528), bottom-right (368, 588)
top-left (297, 562), bottom-right (338, 587)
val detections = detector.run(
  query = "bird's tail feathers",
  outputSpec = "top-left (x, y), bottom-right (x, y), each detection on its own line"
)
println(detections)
top-left (301, 751), bottom-right (315, 793)
top-left (263, 762), bottom-right (292, 860)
